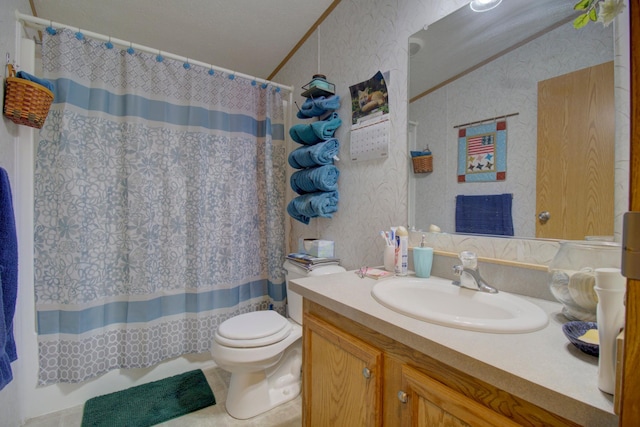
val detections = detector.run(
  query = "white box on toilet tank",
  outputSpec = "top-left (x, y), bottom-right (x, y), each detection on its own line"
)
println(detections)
top-left (283, 260), bottom-right (345, 323)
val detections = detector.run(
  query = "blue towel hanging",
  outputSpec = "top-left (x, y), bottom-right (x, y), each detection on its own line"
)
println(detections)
top-left (0, 168), bottom-right (18, 391)
top-left (455, 193), bottom-right (514, 236)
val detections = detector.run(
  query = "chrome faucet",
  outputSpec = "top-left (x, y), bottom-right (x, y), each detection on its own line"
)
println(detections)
top-left (452, 265), bottom-right (498, 293)
top-left (452, 251), bottom-right (498, 293)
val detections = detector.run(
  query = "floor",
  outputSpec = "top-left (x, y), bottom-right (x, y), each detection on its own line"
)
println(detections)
top-left (22, 367), bottom-right (302, 427)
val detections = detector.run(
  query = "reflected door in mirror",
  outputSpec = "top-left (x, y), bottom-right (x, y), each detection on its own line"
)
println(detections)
top-left (536, 61), bottom-right (615, 240)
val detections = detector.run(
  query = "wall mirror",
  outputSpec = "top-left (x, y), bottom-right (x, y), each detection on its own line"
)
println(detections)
top-left (408, 0), bottom-right (626, 240)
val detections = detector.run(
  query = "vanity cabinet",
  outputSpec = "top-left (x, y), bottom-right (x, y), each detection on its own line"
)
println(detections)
top-left (302, 300), bottom-right (580, 427)
top-left (399, 364), bottom-right (519, 426)
top-left (302, 313), bottom-right (383, 426)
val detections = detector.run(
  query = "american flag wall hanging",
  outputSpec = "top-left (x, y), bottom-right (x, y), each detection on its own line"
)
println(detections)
top-left (457, 120), bottom-right (507, 182)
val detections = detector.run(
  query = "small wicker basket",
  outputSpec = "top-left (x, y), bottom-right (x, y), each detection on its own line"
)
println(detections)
top-left (3, 64), bottom-right (54, 129)
top-left (412, 154), bottom-right (433, 173)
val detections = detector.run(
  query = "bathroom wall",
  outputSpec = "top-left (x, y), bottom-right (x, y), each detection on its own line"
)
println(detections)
top-left (276, 0), bottom-right (469, 270)
top-left (0, 1), bottom-right (30, 425)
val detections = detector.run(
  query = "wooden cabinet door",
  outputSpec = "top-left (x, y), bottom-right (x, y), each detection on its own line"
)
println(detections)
top-left (303, 314), bottom-right (383, 426)
top-left (399, 365), bottom-right (520, 427)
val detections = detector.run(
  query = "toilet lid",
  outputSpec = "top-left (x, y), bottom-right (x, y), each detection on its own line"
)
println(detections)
top-left (215, 310), bottom-right (292, 348)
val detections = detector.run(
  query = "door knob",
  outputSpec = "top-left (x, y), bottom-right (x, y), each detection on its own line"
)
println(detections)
top-left (538, 211), bottom-right (551, 224)
top-left (397, 391), bottom-right (408, 403)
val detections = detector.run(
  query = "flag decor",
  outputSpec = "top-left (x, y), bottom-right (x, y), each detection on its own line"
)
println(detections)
top-left (457, 120), bottom-right (507, 182)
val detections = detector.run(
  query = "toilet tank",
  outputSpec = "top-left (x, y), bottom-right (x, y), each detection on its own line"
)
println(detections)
top-left (283, 260), bottom-right (346, 324)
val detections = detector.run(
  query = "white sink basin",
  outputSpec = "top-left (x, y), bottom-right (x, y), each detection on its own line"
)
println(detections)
top-left (371, 276), bottom-right (548, 333)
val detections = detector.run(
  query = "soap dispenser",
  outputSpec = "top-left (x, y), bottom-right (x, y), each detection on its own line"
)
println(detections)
top-left (413, 235), bottom-right (433, 278)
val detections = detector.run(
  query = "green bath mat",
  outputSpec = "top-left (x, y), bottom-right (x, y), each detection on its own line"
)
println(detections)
top-left (81, 369), bottom-right (215, 427)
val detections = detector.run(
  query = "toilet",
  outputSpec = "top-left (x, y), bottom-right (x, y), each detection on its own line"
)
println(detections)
top-left (210, 260), bottom-right (346, 419)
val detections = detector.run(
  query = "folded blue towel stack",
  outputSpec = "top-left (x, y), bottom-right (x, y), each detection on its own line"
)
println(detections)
top-left (296, 95), bottom-right (341, 119)
top-left (289, 112), bottom-right (342, 145)
top-left (291, 165), bottom-right (340, 195)
top-left (288, 139), bottom-right (340, 169)
top-left (288, 103), bottom-right (342, 223)
top-left (287, 191), bottom-right (339, 225)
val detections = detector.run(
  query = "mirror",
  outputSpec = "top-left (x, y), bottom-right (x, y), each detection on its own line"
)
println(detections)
top-left (408, 0), bottom-right (625, 239)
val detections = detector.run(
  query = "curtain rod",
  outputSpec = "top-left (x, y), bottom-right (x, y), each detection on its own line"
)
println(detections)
top-left (453, 112), bottom-right (519, 129)
top-left (14, 10), bottom-right (294, 93)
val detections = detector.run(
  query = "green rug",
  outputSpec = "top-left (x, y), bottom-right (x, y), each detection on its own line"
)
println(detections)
top-left (81, 369), bottom-right (216, 427)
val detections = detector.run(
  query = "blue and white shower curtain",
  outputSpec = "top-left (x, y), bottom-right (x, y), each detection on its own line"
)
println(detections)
top-left (34, 29), bottom-right (287, 385)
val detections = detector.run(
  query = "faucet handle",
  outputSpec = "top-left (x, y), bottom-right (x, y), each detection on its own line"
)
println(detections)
top-left (452, 265), bottom-right (464, 276)
top-left (459, 251), bottom-right (478, 269)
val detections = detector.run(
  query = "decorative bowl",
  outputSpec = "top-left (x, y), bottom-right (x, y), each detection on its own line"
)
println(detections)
top-left (549, 241), bottom-right (621, 321)
top-left (562, 321), bottom-right (599, 357)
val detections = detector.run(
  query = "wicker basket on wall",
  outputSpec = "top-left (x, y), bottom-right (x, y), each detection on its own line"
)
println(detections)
top-left (3, 64), bottom-right (54, 129)
top-left (411, 149), bottom-right (433, 174)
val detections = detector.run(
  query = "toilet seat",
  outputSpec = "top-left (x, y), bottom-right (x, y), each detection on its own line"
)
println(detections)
top-left (215, 311), bottom-right (292, 348)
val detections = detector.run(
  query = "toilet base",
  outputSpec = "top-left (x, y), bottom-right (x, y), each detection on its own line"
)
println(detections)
top-left (225, 340), bottom-right (302, 420)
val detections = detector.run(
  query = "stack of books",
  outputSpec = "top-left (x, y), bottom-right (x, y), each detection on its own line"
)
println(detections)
top-left (286, 253), bottom-right (341, 271)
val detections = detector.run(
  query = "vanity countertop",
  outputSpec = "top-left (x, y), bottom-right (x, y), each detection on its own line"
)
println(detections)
top-left (290, 270), bottom-right (618, 426)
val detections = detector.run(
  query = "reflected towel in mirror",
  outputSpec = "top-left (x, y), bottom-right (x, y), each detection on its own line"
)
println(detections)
top-left (455, 193), bottom-right (514, 236)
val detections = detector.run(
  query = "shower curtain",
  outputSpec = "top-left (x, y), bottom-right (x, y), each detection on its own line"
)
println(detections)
top-left (34, 29), bottom-right (288, 385)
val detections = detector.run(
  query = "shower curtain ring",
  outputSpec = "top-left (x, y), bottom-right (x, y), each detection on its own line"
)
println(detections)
top-left (156, 50), bottom-right (164, 62)
top-left (105, 36), bottom-right (114, 49)
top-left (127, 43), bottom-right (135, 55)
top-left (46, 21), bottom-right (56, 35)
top-left (183, 59), bottom-right (191, 70)
top-left (208, 65), bottom-right (215, 76)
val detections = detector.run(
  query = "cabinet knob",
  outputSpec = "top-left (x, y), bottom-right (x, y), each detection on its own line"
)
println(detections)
top-left (362, 367), bottom-right (371, 379)
top-left (397, 391), bottom-right (408, 403)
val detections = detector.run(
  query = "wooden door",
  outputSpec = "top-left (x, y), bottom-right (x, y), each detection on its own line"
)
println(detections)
top-left (620, 1), bottom-right (640, 425)
top-left (302, 314), bottom-right (383, 426)
top-left (399, 365), bottom-right (520, 427)
top-left (536, 61), bottom-right (615, 239)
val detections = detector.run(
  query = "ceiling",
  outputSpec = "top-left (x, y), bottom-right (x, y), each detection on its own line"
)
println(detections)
top-left (409, 0), bottom-right (577, 100)
top-left (30, 0), bottom-right (337, 81)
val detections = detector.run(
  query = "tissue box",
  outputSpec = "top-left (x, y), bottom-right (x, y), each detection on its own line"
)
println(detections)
top-left (299, 239), bottom-right (335, 258)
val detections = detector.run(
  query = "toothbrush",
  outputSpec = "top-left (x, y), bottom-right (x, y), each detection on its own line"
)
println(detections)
top-left (379, 231), bottom-right (388, 245)
top-left (380, 231), bottom-right (393, 247)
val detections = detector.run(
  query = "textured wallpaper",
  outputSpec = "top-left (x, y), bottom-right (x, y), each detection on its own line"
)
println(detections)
top-left (274, 0), bottom-right (629, 270)
top-left (276, 0), bottom-right (468, 270)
